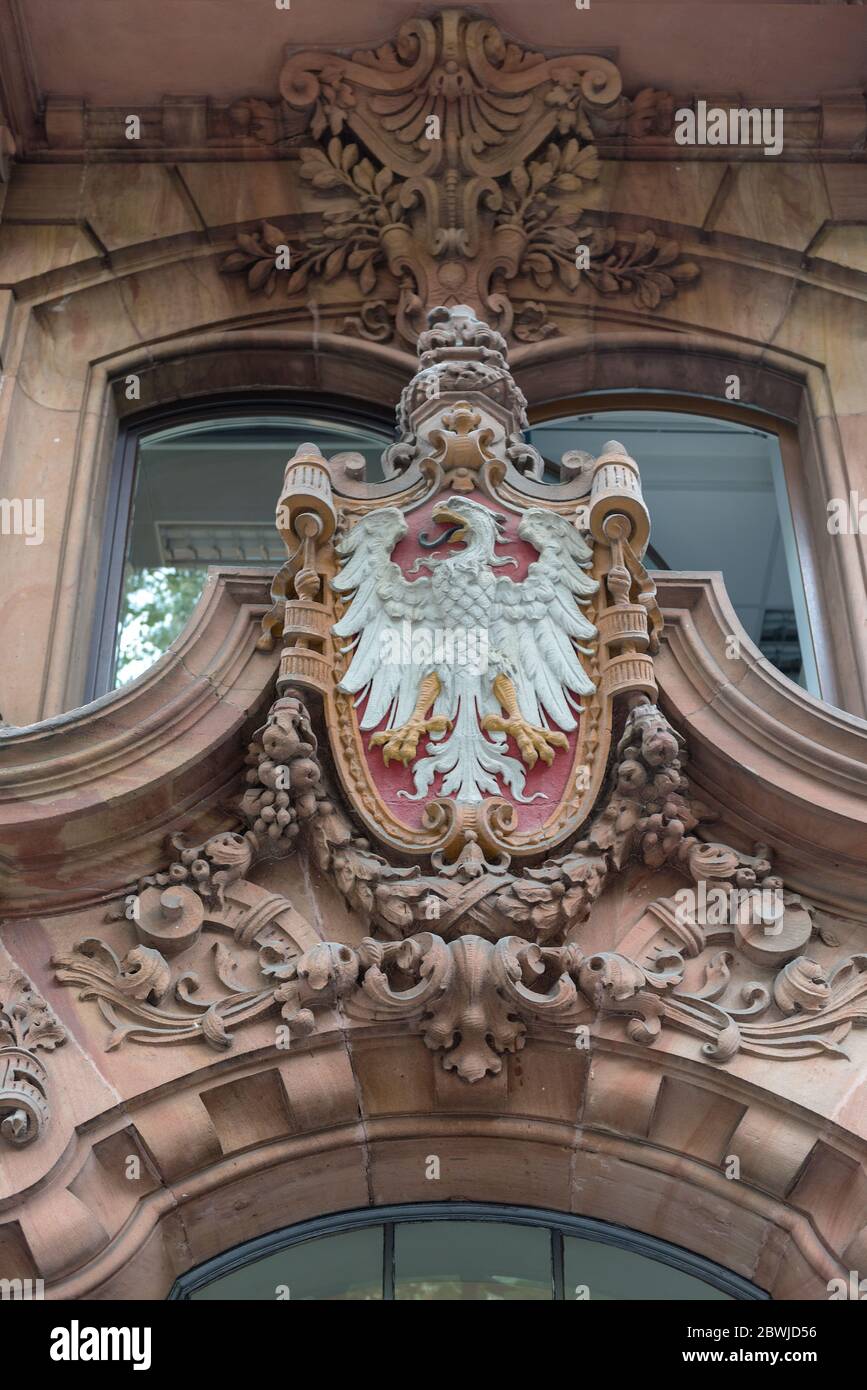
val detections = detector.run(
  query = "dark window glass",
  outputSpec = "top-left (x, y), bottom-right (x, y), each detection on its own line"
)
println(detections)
top-left (564, 1235), bottom-right (732, 1301)
top-left (113, 414), bottom-right (390, 687)
top-left (394, 1219), bottom-right (552, 1301)
top-left (174, 1208), bottom-right (761, 1301)
top-left (527, 410), bottom-right (818, 693)
top-left (189, 1225), bottom-right (383, 1301)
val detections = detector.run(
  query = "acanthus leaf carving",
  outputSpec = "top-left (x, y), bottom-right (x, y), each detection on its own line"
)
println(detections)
top-left (51, 679), bottom-right (867, 1081)
top-left (0, 971), bottom-right (67, 1146)
top-left (219, 10), bottom-right (700, 342)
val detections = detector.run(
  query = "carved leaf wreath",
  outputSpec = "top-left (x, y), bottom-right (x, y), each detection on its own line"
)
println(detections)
top-left (220, 124), bottom-right (700, 339)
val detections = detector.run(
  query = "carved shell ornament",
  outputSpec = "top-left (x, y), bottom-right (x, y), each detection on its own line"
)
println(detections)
top-left (220, 9), bottom-right (700, 342)
top-left (45, 302), bottom-right (867, 1087)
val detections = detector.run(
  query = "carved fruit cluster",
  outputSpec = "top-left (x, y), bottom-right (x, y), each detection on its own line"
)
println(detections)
top-left (493, 702), bottom-right (712, 942)
top-left (240, 695), bottom-right (322, 847)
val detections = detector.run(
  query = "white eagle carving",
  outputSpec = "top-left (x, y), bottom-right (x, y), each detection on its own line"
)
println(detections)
top-left (332, 497), bottom-right (598, 804)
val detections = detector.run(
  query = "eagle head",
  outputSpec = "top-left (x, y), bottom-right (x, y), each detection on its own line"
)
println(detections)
top-left (421, 497), bottom-right (510, 555)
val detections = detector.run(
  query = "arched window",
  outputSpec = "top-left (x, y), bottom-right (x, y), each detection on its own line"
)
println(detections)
top-left (526, 397), bottom-right (820, 696)
top-left (169, 1204), bottom-right (767, 1301)
top-left (86, 398), bottom-right (395, 699)
top-left (88, 391), bottom-right (824, 703)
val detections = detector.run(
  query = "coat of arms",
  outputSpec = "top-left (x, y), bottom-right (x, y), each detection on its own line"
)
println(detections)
top-left (51, 307), bottom-right (863, 1088)
top-left (261, 303), bottom-right (660, 863)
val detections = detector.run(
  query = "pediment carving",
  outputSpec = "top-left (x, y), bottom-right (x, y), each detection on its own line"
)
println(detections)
top-left (220, 9), bottom-right (699, 342)
top-left (51, 685), bottom-right (867, 1082)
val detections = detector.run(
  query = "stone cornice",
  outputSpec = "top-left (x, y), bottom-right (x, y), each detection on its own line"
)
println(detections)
top-left (0, 570), bottom-right (278, 914)
top-left (658, 573), bottom-right (867, 911)
top-left (14, 94), bottom-right (865, 165)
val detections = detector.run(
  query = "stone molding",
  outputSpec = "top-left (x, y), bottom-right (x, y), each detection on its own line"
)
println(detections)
top-left (0, 570), bottom-right (279, 911)
top-left (2, 1039), bottom-right (865, 1299)
top-left (21, 92), bottom-right (866, 165)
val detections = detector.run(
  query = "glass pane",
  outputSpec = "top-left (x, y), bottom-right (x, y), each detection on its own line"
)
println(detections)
top-left (527, 410), bottom-right (818, 694)
top-left (564, 1235), bottom-right (733, 1301)
top-left (394, 1220), bottom-right (552, 1300)
top-left (189, 1225), bottom-right (383, 1300)
top-left (114, 414), bottom-right (391, 687)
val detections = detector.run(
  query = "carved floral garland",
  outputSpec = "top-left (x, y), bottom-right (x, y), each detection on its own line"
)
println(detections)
top-left (0, 972), bottom-right (67, 1146)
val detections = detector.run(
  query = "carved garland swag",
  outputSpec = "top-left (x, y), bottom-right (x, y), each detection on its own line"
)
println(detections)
top-left (50, 691), bottom-right (867, 1085)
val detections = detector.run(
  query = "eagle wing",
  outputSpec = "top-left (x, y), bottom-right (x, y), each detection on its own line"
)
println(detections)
top-left (332, 508), bottom-right (437, 730)
top-left (492, 508), bottom-right (598, 731)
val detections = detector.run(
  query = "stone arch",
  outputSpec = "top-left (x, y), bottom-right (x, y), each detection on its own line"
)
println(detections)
top-left (10, 1035), bottom-right (862, 1301)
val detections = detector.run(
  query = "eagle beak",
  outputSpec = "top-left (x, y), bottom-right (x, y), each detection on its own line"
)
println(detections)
top-left (420, 501), bottom-right (467, 548)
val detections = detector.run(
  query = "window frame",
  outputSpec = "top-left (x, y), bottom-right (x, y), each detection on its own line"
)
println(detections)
top-left (87, 388), bottom-right (833, 707)
top-left (526, 390), bottom-right (831, 704)
top-left (168, 1201), bottom-right (769, 1301)
top-left (83, 393), bottom-right (396, 703)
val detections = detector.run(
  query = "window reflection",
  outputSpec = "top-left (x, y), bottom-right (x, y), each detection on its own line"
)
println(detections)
top-left (190, 1226), bottom-right (383, 1301)
top-left (114, 414), bottom-right (391, 687)
top-left (527, 409), bottom-right (819, 694)
top-left (564, 1236), bottom-right (732, 1301)
top-left (394, 1220), bottom-right (552, 1301)
top-left (177, 1208), bottom-right (759, 1301)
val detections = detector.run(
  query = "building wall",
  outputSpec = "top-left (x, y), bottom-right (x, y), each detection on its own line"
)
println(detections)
top-left (1, 3), bottom-right (866, 1302)
top-left (0, 46), bottom-right (865, 724)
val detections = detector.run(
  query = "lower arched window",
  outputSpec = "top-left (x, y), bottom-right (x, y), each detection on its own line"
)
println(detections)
top-left (169, 1203), bottom-right (768, 1301)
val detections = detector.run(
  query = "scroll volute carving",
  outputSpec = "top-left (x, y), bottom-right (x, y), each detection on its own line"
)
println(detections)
top-left (279, 12), bottom-right (625, 183)
top-left (221, 9), bottom-right (699, 343)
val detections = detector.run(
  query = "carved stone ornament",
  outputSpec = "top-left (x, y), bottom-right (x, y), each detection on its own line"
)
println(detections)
top-left (52, 306), bottom-right (867, 1082)
top-left (0, 972), bottom-right (67, 1146)
top-left (219, 9), bottom-right (699, 342)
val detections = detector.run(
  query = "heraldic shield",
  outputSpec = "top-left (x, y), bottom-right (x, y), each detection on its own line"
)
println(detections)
top-left (259, 305), bottom-right (662, 864)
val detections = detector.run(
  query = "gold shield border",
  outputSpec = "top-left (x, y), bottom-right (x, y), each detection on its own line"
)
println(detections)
top-left (273, 441), bottom-right (660, 864)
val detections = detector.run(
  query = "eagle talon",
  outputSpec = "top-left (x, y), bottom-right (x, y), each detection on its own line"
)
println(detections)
top-left (370, 715), bottom-right (452, 767)
top-left (481, 713), bottom-right (568, 769)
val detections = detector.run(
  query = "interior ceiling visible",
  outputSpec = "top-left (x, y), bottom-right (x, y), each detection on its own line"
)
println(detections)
top-left (7, 0), bottom-right (867, 116)
top-left (528, 411), bottom-right (804, 673)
